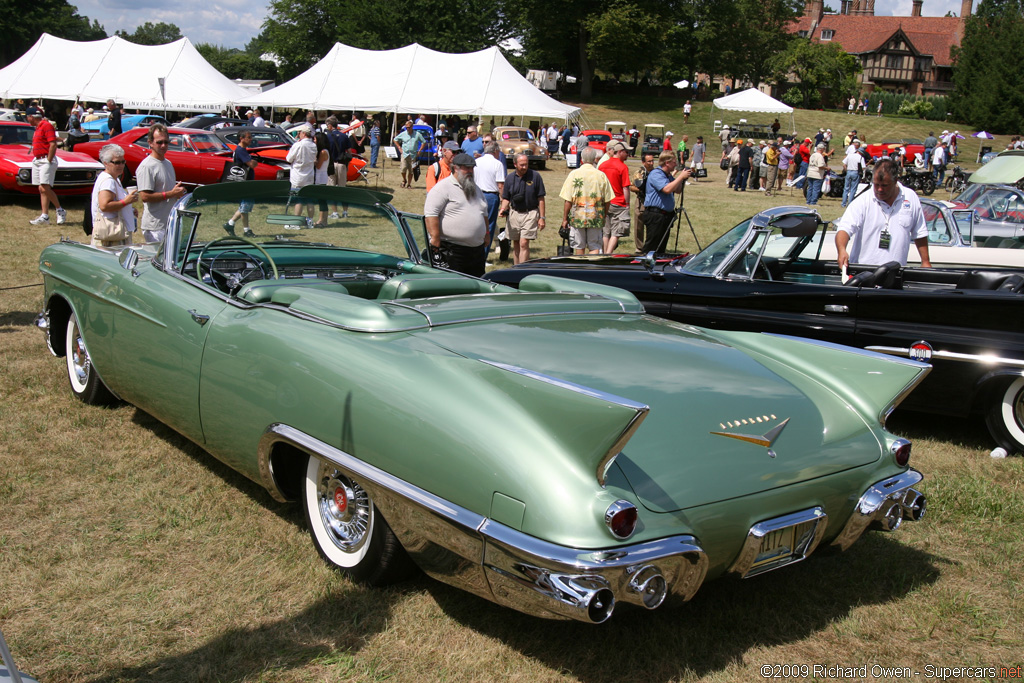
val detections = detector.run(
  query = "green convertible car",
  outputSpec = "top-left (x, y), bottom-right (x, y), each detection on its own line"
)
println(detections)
top-left (38, 181), bottom-right (929, 623)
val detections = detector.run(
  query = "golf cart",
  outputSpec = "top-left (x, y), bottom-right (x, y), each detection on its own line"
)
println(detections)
top-left (642, 124), bottom-right (664, 157)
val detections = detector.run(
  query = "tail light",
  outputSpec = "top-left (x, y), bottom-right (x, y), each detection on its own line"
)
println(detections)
top-left (605, 500), bottom-right (638, 539)
top-left (891, 438), bottom-right (911, 467)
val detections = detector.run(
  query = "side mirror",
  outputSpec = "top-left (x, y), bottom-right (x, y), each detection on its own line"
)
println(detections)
top-left (119, 248), bottom-right (139, 274)
top-left (639, 251), bottom-right (658, 273)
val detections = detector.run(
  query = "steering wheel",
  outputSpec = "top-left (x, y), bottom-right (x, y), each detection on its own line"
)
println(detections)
top-left (197, 236), bottom-right (279, 293)
top-left (741, 250), bottom-right (772, 281)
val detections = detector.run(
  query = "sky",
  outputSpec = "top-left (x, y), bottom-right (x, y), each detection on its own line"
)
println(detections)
top-left (70, 0), bottom-right (974, 51)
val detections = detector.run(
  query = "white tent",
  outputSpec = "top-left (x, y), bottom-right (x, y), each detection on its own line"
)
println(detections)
top-left (240, 43), bottom-right (581, 120)
top-left (0, 33), bottom-right (251, 111)
top-left (711, 88), bottom-right (795, 132)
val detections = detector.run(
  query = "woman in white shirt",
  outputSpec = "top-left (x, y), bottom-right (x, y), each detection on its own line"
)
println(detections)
top-left (90, 144), bottom-right (138, 248)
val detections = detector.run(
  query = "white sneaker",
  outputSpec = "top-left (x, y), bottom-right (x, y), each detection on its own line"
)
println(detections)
top-left (30, 214), bottom-right (49, 225)
top-left (342, 210), bottom-right (348, 218)
top-left (329, 212), bottom-right (340, 219)
top-left (56, 207), bottom-right (67, 225)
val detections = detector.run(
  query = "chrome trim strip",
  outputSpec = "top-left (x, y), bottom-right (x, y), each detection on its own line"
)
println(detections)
top-left (866, 345), bottom-right (1024, 368)
top-left (727, 506), bottom-right (828, 578)
top-left (769, 334), bottom-right (932, 369)
top-left (478, 361), bottom-right (648, 409)
top-left (830, 469), bottom-right (925, 552)
top-left (257, 423), bottom-right (709, 621)
top-left (479, 361), bottom-right (650, 487)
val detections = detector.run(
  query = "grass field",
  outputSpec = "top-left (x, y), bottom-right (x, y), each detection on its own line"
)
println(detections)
top-left (2, 99), bottom-right (1023, 682)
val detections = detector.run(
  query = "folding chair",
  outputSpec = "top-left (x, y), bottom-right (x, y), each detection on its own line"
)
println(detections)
top-left (713, 120), bottom-right (722, 132)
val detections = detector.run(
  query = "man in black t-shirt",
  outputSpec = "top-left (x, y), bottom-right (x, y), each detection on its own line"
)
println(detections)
top-left (107, 100), bottom-right (122, 137)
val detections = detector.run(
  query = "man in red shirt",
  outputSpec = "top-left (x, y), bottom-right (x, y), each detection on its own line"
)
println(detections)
top-left (600, 140), bottom-right (631, 253)
top-left (27, 106), bottom-right (66, 226)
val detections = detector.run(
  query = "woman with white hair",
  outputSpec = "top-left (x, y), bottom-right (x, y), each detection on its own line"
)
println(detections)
top-left (90, 143), bottom-right (138, 247)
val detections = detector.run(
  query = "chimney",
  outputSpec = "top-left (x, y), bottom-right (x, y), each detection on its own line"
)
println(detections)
top-left (961, 0), bottom-right (972, 16)
top-left (912, 0), bottom-right (923, 16)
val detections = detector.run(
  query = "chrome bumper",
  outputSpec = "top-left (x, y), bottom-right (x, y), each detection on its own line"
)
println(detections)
top-left (35, 310), bottom-right (57, 356)
top-left (830, 469), bottom-right (926, 551)
top-left (259, 424), bottom-right (707, 623)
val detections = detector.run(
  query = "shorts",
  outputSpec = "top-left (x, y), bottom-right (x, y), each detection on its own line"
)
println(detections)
top-left (603, 203), bottom-right (630, 238)
top-left (759, 164), bottom-right (769, 178)
top-left (400, 155), bottom-right (414, 173)
top-left (508, 208), bottom-right (540, 240)
top-left (570, 226), bottom-right (602, 251)
top-left (238, 199), bottom-right (254, 213)
top-left (32, 157), bottom-right (57, 186)
top-left (328, 165), bottom-right (348, 187)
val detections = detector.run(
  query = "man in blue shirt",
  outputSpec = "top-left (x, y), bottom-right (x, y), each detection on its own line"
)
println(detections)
top-left (642, 151), bottom-right (691, 254)
top-left (393, 121), bottom-right (427, 188)
top-left (461, 125), bottom-right (484, 157)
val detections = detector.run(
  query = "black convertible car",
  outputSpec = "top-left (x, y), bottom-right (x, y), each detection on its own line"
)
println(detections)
top-left (485, 206), bottom-right (1024, 454)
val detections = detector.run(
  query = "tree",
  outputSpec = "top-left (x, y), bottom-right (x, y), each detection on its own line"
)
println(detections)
top-left (196, 44), bottom-right (278, 81)
top-left (260, 0), bottom-right (513, 80)
top-left (0, 0), bottom-right (106, 68)
top-left (767, 38), bottom-right (860, 108)
top-left (116, 22), bottom-right (183, 46)
top-left (950, 0), bottom-right (1024, 134)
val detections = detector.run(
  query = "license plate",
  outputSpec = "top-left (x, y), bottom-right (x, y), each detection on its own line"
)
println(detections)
top-left (751, 520), bottom-right (817, 571)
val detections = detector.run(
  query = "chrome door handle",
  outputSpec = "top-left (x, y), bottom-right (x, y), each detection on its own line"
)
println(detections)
top-left (824, 304), bottom-right (849, 314)
top-left (189, 309), bottom-right (210, 326)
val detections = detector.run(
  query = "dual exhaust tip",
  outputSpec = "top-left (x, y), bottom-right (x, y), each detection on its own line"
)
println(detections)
top-left (874, 489), bottom-right (927, 532)
top-left (545, 563), bottom-right (669, 623)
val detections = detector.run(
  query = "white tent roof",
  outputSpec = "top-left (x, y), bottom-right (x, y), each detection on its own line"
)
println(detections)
top-left (712, 88), bottom-right (793, 114)
top-left (0, 33), bottom-right (251, 111)
top-left (241, 43), bottom-right (581, 119)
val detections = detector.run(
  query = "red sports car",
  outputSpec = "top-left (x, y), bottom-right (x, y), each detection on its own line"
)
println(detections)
top-left (74, 127), bottom-right (289, 186)
top-left (572, 129), bottom-right (613, 154)
top-left (215, 126), bottom-right (369, 183)
top-left (863, 138), bottom-right (925, 163)
top-left (0, 121), bottom-right (104, 197)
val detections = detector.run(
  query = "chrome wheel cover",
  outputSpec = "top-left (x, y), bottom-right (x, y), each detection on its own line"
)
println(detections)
top-left (316, 463), bottom-right (372, 554)
top-left (70, 319), bottom-right (90, 386)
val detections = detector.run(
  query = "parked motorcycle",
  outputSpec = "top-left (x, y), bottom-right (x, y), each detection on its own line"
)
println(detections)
top-left (901, 167), bottom-right (936, 196)
top-left (944, 165), bottom-right (971, 196)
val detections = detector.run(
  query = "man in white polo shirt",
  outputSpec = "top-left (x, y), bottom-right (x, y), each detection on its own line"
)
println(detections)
top-left (474, 141), bottom-right (506, 256)
top-left (836, 158), bottom-right (931, 269)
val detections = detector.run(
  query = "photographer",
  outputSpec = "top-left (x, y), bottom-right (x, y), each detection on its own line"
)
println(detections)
top-left (641, 151), bottom-right (691, 254)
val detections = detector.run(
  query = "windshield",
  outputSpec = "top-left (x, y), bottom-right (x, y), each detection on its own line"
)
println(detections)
top-left (188, 133), bottom-right (231, 153)
top-left (172, 182), bottom-right (422, 271)
top-left (0, 125), bottom-right (33, 145)
top-left (587, 133), bottom-right (611, 143)
top-left (681, 220), bottom-right (752, 275)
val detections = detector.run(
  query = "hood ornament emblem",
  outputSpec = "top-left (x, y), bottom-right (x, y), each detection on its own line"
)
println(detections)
top-left (711, 415), bottom-right (790, 449)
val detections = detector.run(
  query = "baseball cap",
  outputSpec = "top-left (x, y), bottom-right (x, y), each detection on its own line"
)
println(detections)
top-left (442, 140), bottom-right (461, 151)
top-left (25, 105), bottom-right (43, 117)
top-left (606, 140), bottom-right (627, 153)
top-left (665, 131), bottom-right (674, 136)
top-left (452, 152), bottom-right (475, 167)
top-left (783, 140), bottom-right (791, 146)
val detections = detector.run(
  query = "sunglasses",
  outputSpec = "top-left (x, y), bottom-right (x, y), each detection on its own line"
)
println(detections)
top-left (109, 159), bottom-right (126, 164)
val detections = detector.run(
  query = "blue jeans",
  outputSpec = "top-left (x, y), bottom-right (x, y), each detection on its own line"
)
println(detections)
top-left (842, 169), bottom-right (859, 206)
top-left (370, 139), bottom-right (380, 167)
top-left (735, 167), bottom-right (750, 190)
top-left (795, 161), bottom-right (809, 188)
top-left (923, 146), bottom-right (933, 170)
top-left (482, 191), bottom-right (500, 255)
top-left (806, 177), bottom-right (823, 205)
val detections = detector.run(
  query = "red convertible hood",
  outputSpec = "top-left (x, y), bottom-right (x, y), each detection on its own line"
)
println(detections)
top-left (0, 144), bottom-right (102, 167)
top-left (421, 314), bottom-right (886, 512)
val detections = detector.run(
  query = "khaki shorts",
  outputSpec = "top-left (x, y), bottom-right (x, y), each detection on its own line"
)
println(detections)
top-left (327, 165), bottom-right (348, 187)
top-left (570, 226), bottom-right (602, 251)
top-left (400, 155), bottom-right (414, 173)
top-left (509, 208), bottom-right (540, 240)
top-left (603, 203), bottom-right (630, 237)
top-left (32, 157), bottom-right (57, 186)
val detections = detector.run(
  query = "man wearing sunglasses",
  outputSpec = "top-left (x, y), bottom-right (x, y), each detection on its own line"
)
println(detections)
top-left (137, 123), bottom-right (186, 243)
